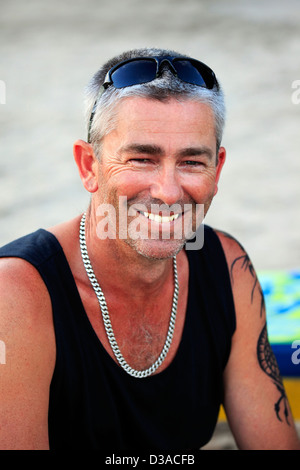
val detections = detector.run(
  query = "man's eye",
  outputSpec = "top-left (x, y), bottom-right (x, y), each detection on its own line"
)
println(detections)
top-left (182, 160), bottom-right (204, 166)
top-left (129, 158), bottom-right (152, 164)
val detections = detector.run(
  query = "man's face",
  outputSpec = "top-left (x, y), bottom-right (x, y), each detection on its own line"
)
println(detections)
top-left (93, 97), bottom-right (225, 260)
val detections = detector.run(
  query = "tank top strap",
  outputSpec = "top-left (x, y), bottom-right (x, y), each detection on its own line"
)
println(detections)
top-left (185, 225), bottom-right (236, 365)
top-left (0, 229), bottom-right (62, 267)
top-left (0, 229), bottom-right (84, 328)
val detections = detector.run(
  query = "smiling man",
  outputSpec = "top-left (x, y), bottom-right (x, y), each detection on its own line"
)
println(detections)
top-left (78, 97), bottom-right (222, 260)
top-left (0, 48), bottom-right (299, 450)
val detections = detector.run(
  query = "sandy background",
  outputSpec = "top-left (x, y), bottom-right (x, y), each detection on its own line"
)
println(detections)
top-left (1, 0), bottom-right (300, 272)
top-left (0, 0), bottom-right (299, 449)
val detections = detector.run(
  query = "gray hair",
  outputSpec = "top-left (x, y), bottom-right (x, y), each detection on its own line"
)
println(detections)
top-left (84, 48), bottom-right (226, 159)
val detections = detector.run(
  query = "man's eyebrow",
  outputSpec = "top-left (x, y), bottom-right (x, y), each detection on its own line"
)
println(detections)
top-left (119, 143), bottom-right (164, 156)
top-left (119, 143), bottom-right (214, 159)
top-left (177, 146), bottom-right (214, 159)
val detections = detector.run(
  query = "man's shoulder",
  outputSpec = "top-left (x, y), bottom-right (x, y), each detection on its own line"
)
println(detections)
top-left (0, 256), bottom-right (55, 378)
top-left (0, 229), bottom-right (61, 266)
top-left (0, 254), bottom-right (45, 286)
top-left (213, 228), bottom-right (247, 263)
top-left (0, 216), bottom-right (81, 324)
top-left (213, 228), bottom-right (264, 317)
top-left (0, 256), bottom-right (55, 450)
top-left (212, 228), bottom-right (259, 293)
top-left (0, 256), bottom-right (52, 324)
top-left (0, 230), bottom-right (54, 303)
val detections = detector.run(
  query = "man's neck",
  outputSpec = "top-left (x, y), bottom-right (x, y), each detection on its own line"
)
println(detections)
top-left (85, 218), bottom-right (176, 301)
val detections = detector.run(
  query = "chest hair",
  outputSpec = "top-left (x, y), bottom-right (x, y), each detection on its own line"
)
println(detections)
top-left (117, 317), bottom-right (167, 371)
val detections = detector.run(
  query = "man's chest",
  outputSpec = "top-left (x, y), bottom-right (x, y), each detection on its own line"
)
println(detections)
top-left (77, 279), bottom-right (188, 374)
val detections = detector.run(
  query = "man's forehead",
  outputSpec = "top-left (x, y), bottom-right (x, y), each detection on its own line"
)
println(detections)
top-left (116, 95), bottom-right (213, 118)
top-left (113, 96), bottom-right (216, 137)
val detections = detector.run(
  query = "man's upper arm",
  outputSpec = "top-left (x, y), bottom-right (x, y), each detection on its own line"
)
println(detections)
top-left (216, 230), bottom-right (300, 450)
top-left (0, 258), bottom-right (55, 449)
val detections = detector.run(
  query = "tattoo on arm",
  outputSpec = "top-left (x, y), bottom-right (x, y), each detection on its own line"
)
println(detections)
top-left (257, 323), bottom-right (290, 424)
top-left (220, 232), bottom-right (290, 424)
top-left (221, 231), bottom-right (265, 317)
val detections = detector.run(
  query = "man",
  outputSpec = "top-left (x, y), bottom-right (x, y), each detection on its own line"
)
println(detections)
top-left (0, 48), bottom-right (299, 450)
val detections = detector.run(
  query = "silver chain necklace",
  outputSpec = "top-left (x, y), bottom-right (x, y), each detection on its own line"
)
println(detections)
top-left (79, 212), bottom-right (179, 378)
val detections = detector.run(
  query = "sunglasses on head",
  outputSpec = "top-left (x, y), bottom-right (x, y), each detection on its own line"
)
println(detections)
top-left (87, 55), bottom-right (219, 142)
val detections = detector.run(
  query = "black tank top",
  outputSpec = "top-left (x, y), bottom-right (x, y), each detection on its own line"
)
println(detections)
top-left (0, 225), bottom-right (235, 450)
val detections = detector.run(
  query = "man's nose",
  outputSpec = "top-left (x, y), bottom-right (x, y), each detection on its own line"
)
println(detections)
top-left (149, 165), bottom-right (183, 206)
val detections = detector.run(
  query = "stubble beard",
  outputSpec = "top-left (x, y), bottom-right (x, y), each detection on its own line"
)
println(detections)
top-left (95, 182), bottom-right (210, 261)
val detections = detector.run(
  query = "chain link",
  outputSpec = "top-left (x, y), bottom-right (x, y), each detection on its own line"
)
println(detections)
top-left (79, 212), bottom-right (179, 378)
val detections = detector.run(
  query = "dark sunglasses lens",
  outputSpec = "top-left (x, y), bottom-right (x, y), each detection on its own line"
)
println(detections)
top-left (111, 60), bottom-right (158, 88)
top-left (174, 60), bottom-right (214, 88)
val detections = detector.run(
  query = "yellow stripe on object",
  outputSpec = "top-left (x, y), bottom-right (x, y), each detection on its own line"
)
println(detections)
top-left (284, 378), bottom-right (300, 420)
top-left (218, 405), bottom-right (226, 421)
top-left (218, 379), bottom-right (300, 421)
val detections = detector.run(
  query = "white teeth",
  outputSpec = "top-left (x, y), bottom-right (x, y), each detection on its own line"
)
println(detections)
top-left (142, 212), bottom-right (180, 223)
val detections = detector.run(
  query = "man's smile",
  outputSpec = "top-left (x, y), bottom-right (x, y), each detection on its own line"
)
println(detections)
top-left (137, 210), bottom-right (181, 224)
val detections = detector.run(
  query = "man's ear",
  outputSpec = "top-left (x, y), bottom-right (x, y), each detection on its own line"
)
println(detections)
top-left (73, 140), bottom-right (99, 193)
top-left (214, 146), bottom-right (226, 196)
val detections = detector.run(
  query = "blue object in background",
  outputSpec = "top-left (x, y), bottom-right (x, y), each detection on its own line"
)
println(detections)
top-left (259, 270), bottom-right (300, 377)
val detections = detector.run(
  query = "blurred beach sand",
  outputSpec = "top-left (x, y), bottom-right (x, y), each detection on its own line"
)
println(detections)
top-left (1, 0), bottom-right (300, 271)
top-left (0, 0), bottom-right (299, 449)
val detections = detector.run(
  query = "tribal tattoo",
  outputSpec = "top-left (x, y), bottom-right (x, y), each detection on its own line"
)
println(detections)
top-left (220, 231), bottom-right (290, 424)
top-left (257, 323), bottom-right (290, 424)
top-left (221, 231), bottom-right (265, 317)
